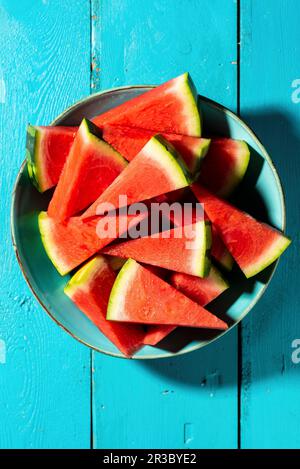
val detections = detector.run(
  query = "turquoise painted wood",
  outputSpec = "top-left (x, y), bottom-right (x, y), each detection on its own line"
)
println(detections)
top-left (0, 0), bottom-right (298, 449)
top-left (92, 332), bottom-right (237, 449)
top-left (240, 0), bottom-right (300, 448)
top-left (0, 0), bottom-right (91, 448)
top-left (91, 0), bottom-right (238, 449)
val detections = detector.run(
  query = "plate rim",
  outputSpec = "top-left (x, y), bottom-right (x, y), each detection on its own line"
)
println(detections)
top-left (11, 85), bottom-right (286, 360)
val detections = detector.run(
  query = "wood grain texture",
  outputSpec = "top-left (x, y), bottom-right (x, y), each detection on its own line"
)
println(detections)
top-left (240, 0), bottom-right (300, 448)
top-left (91, 0), bottom-right (238, 449)
top-left (92, 332), bottom-right (237, 449)
top-left (2, 0), bottom-right (297, 449)
top-left (0, 0), bottom-right (91, 448)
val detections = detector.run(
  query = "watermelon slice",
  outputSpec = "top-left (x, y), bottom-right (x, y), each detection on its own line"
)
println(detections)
top-left (82, 135), bottom-right (191, 219)
top-left (102, 125), bottom-right (210, 175)
top-left (144, 265), bottom-right (229, 345)
top-left (39, 209), bottom-right (147, 275)
top-left (197, 138), bottom-right (250, 197)
top-left (48, 119), bottom-right (127, 220)
top-left (103, 219), bottom-right (211, 277)
top-left (107, 259), bottom-right (227, 330)
top-left (93, 73), bottom-right (201, 136)
top-left (171, 265), bottom-right (229, 305)
top-left (26, 125), bottom-right (77, 193)
top-left (192, 183), bottom-right (291, 278)
top-left (64, 256), bottom-right (145, 357)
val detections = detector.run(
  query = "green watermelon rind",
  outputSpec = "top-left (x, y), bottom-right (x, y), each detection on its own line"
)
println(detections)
top-left (179, 72), bottom-right (202, 137)
top-left (186, 219), bottom-right (212, 278)
top-left (191, 138), bottom-right (211, 178)
top-left (208, 264), bottom-right (230, 292)
top-left (107, 258), bottom-right (139, 321)
top-left (38, 211), bottom-right (71, 276)
top-left (81, 118), bottom-right (128, 169)
top-left (199, 220), bottom-right (212, 277)
top-left (26, 125), bottom-right (45, 193)
top-left (147, 135), bottom-right (192, 186)
top-left (64, 256), bottom-right (106, 297)
top-left (215, 249), bottom-right (234, 272)
top-left (219, 140), bottom-right (250, 197)
top-left (243, 234), bottom-right (291, 278)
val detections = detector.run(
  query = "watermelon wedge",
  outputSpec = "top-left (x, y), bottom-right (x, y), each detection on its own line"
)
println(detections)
top-left (64, 256), bottom-right (145, 357)
top-left (107, 260), bottom-right (227, 330)
top-left (39, 209), bottom-right (147, 275)
top-left (48, 119), bottom-right (127, 220)
top-left (192, 183), bottom-right (291, 278)
top-left (102, 125), bottom-right (210, 175)
top-left (93, 73), bottom-right (201, 136)
top-left (197, 138), bottom-right (250, 197)
top-left (82, 135), bottom-right (191, 219)
top-left (171, 265), bottom-right (229, 305)
top-left (144, 265), bottom-right (229, 345)
top-left (26, 125), bottom-right (77, 192)
top-left (103, 219), bottom-right (211, 277)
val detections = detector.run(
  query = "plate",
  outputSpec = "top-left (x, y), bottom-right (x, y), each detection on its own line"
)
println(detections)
top-left (11, 87), bottom-right (286, 359)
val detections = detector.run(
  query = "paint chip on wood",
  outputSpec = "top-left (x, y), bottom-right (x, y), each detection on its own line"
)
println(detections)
top-left (0, 78), bottom-right (6, 104)
top-left (0, 340), bottom-right (6, 364)
top-left (184, 423), bottom-right (194, 445)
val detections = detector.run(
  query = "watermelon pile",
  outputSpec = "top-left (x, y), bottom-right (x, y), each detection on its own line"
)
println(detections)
top-left (26, 73), bottom-right (291, 357)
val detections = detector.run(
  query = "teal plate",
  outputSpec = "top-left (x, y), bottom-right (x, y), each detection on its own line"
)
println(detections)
top-left (11, 87), bottom-right (286, 359)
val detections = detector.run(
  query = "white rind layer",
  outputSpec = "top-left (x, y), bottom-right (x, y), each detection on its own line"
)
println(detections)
top-left (107, 259), bottom-right (139, 321)
top-left (243, 233), bottom-right (291, 278)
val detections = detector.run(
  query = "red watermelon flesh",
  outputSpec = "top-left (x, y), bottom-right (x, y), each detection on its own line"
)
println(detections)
top-left (105, 256), bottom-right (166, 278)
top-left (167, 203), bottom-right (234, 271)
top-left (48, 119), bottom-right (127, 220)
top-left (82, 135), bottom-right (190, 220)
top-left (39, 209), bottom-right (147, 276)
top-left (102, 125), bottom-right (210, 174)
top-left (154, 188), bottom-right (186, 204)
top-left (197, 138), bottom-right (250, 197)
top-left (26, 125), bottom-right (77, 193)
top-left (192, 183), bottom-right (291, 278)
top-left (144, 265), bottom-right (229, 346)
top-left (103, 219), bottom-right (211, 277)
top-left (107, 260), bottom-right (228, 330)
top-left (64, 256), bottom-right (145, 357)
top-left (93, 73), bottom-right (201, 136)
top-left (171, 265), bottom-right (229, 305)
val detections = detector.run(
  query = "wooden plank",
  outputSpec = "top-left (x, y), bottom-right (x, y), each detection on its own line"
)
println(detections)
top-left (240, 0), bottom-right (300, 448)
top-left (91, 0), bottom-right (238, 449)
top-left (0, 1), bottom-right (91, 448)
top-left (92, 332), bottom-right (237, 449)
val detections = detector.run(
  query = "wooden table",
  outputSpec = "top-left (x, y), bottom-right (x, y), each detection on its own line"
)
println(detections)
top-left (0, 0), bottom-right (299, 449)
